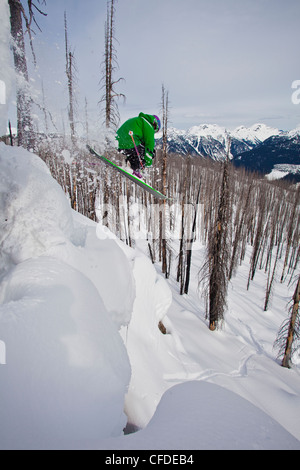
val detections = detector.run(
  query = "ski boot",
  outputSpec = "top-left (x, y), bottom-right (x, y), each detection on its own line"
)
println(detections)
top-left (133, 169), bottom-right (143, 179)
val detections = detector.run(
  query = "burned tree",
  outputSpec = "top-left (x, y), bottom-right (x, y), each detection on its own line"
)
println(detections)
top-left (177, 162), bottom-right (188, 293)
top-left (202, 140), bottom-right (232, 330)
top-left (160, 84), bottom-right (169, 276)
top-left (229, 180), bottom-right (253, 280)
top-left (274, 277), bottom-right (300, 368)
top-left (263, 198), bottom-right (288, 311)
top-left (64, 11), bottom-right (77, 143)
top-left (8, 0), bottom-right (46, 149)
top-left (246, 184), bottom-right (269, 290)
top-left (281, 187), bottom-right (300, 282)
top-left (99, 0), bottom-right (125, 130)
top-left (184, 181), bottom-right (201, 295)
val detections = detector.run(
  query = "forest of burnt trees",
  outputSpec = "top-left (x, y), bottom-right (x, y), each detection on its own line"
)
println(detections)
top-left (37, 138), bottom-right (299, 308)
top-left (4, 0), bottom-right (300, 366)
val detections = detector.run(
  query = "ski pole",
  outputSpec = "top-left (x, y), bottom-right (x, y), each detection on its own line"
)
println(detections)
top-left (129, 131), bottom-right (145, 170)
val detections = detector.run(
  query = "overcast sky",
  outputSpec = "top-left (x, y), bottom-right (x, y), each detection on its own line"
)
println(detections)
top-left (24, 0), bottom-right (300, 132)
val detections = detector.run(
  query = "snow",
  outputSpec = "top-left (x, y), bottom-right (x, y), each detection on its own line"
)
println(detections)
top-left (121, 254), bottom-right (173, 429)
top-left (187, 123), bottom-right (228, 141)
top-left (161, 123), bottom-right (294, 146)
top-left (0, 143), bottom-right (300, 450)
top-left (0, 144), bottom-right (132, 449)
top-left (266, 169), bottom-right (290, 181)
top-left (176, 123), bottom-right (280, 145)
top-left (0, 256), bottom-right (130, 449)
top-left (61, 149), bottom-right (73, 164)
top-left (287, 125), bottom-right (300, 138)
top-left (99, 381), bottom-right (300, 450)
top-left (266, 164), bottom-right (300, 181)
top-left (231, 123), bottom-right (281, 143)
top-left (1, 0), bottom-right (299, 449)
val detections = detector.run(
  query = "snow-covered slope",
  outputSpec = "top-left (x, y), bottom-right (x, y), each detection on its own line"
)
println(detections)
top-left (100, 381), bottom-right (300, 450)
top-left (0, 143), bottom-right (300, 450)
top-left (0, 143), bottom-right (174, 450)
top-left (0, 144), bottom-right (134, 449)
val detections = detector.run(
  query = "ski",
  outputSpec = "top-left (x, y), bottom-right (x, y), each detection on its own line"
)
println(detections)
top-left (87, 145), bottom-right (169, 200)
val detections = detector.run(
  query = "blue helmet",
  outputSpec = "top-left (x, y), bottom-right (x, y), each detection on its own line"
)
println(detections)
top-left (153, 115), bottom-right (161, 133)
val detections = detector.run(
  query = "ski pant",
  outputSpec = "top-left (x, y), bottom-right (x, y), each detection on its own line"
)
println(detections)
top-left (118, 145), bottom-right (145, 170)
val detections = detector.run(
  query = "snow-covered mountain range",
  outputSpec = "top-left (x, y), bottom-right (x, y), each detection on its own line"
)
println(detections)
top-left (156, 123), bottom-right (300, 182)
top-left (156, 123), bottom-right (281, 159)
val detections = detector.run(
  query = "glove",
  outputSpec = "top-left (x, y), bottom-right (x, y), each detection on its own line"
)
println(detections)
top-left (144, 151), bottom-right (153, 167)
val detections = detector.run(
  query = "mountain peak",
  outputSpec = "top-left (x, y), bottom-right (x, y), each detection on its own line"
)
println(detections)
top-left (287, 125), bottom-right (300, 138)
top-left (231, 123), bottom-right (280, 144)
top-left (187, 123), bottom-right (227, 140)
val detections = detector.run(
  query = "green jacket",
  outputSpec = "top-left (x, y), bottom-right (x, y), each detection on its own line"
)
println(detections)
top-left (116, 113), bottom-right (156, 166)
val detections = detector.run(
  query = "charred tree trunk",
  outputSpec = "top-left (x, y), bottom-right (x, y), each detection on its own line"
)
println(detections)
top-left (281, 187), bottom-right (300, 282)
top-left (281, 278), bottom-right (300, 368)
top-left (100, 0), bottom-right (125, 130)
top-left (160, 85), bottom-right (169, 275)
top-left (8, 0), bottom-right (34, 149)
top-left (64, 11), bottom-right (76, 143)
top-left (184, 182), bottom-right (201, 295)
top-left (229, 181), bottom-right (253, 280)
top-left (208, 141), bottom-right (231, 330)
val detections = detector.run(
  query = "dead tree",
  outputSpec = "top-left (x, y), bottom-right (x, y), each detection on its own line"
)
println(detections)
top-left (263, 199), bottom-right (288, 311)
top-left (247, 185), bottom-right (268, 290)
top-left (84, 97), bottom-right (89, 142)
top-left (184, 181), bottom-right (201, 294)
top-left (229, 181), bottom-right (253, 280)
top-left (177, 164), bottom-right (188, 292)
top-left (64, 11), bottom-right (76, 143)
top-left (99, 0), bottom-right (125, 130)
top-left (8, 0), bottom-right (46, 149)
top-left (8, 120), bottom-right (14, 146)
top-left (275, 277), bottom-right (300, 368)
top-left (160, 84), bottom-right (169, 275)
top-left (281, 187), bottom-right (300, 282)
top-left (206, 140), bottom-right (231, 330)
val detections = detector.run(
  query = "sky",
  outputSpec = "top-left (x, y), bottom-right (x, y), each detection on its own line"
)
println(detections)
top-left (13, 0), bottom-right (300, 132)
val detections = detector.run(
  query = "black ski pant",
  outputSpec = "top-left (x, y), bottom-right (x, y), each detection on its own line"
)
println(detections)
top-left (119, 145), bottom-right (145, 171)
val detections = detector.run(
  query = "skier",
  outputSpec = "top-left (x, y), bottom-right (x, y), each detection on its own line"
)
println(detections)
top-left (116, 112), bottom-right (161, 178)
